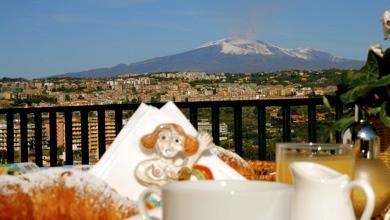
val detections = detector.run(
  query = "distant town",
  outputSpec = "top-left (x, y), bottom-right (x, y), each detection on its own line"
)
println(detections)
top-left (0, 69), bottom-right (344, 108)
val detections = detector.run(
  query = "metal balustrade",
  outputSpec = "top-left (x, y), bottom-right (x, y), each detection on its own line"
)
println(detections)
top-left (0, 97), bottom-right (342, 166)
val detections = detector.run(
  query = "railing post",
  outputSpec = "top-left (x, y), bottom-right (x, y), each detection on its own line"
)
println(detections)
top-left (234, 106), bottom-right (243, 156)
top-left (20, 112), bottom-right (28, 162)
top-left (34, 112), bottom-right (43, 167)
top-left (257, 105), bottom-right (267, 160)
top-left (334, 98), bottom-right (343, 143)
top-left (64, 111), bottom-right (73, 165)
top-left (49, 111), bottom-right (58, 166)
top-left (190, 107), bottom-right (198, 130)
top-left (282, 105), bottom-right (291, 142)
top-left (115, 109), bottom-right (123, 136)
top-left (211, 106), bottom-right (220, 146)
top-left (98, 109), bottom-right (106, 158)
top-left (6, 112), bottom-right (14, 164)
top-left (81, 110), bottom-right (89, 165)
top-left (308, 103), bottom-right (317, 142)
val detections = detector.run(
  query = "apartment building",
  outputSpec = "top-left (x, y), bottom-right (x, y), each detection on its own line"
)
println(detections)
top-left (67, 117), bottom-right (117, 163)
top-left (0, 120), bottom-right (49, 162)
top-left (198, 119), bottom-right (228, 141)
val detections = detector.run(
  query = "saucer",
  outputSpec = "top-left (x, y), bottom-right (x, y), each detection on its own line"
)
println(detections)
top-left (127, 207), bottom-right (162, 220)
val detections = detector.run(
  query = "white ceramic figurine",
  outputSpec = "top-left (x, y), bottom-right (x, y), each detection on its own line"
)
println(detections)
top-left (134, 123), bottom-right (214, 186)
top-left (382, 9), bottom-right (390, 39)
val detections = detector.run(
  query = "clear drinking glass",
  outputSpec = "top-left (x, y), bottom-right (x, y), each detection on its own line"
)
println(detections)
top-left (276, 143), bottom-right (355, 184)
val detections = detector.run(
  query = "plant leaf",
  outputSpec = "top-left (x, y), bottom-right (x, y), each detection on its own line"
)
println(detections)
top-left (367, 106), bottom-right (381, 115)
top-left (333, 116), bottom-right (354, 132)
top-left (340, 85), bottom-right (371, 104)
top-left (322, 96), bottom-right (331, 110)
top-left (379, 102), bottom-right (390, 128)
top-left (343, 50), bottom-right (381, 88)
top-left (340, 75), bottom-right (390, 104)
top-left (368, 74), bottom-right (390, 87)
top-left (383, 47), bottom-right (390, 59)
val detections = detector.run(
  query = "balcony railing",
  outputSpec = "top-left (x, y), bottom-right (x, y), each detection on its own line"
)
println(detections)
top-left (0, 97), bottom-right (343, 167)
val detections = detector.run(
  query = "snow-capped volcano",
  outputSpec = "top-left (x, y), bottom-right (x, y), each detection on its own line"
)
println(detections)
top-left (198, 38), bottom-right (341, 61)
top-left (198, 38), bottom-right (274, 55)
top-left (58, 38), bottom-right (363, 78)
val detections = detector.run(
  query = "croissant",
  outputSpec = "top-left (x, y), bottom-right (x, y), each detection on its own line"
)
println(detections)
top-left (0, 168), bottom-right (137, 220)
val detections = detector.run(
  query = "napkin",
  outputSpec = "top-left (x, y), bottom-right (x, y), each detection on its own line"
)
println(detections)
top-left (89, 101), bottom-right (245, 202)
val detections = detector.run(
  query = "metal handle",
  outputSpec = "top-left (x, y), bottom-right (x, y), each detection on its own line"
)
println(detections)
top-left (347, 179), bottom-right (375, 220)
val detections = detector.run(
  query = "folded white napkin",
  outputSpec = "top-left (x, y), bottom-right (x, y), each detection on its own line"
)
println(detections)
top-left (89, 101), bottom-right (245, 202)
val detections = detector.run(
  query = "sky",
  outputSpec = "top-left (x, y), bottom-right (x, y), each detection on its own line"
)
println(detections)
top-left (0, 0), bottom-right (389, 78)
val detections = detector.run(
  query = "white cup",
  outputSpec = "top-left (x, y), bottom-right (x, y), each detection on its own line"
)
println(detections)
top-left (138, 180), bottom-right (291, 220)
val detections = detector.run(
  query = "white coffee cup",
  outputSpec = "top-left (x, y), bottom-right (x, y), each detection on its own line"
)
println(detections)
top-left (138, 180), bottom-right (291, 220)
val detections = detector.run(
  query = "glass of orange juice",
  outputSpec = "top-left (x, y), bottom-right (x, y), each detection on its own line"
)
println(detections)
top-left (276, 143), bottom-right (355, 184)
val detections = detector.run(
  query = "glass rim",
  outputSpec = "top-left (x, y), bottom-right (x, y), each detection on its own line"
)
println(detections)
top-left (276, 142), bottom-right (352, 150)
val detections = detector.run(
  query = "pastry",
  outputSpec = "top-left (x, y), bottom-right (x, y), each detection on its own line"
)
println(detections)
top-left (0, 168), bottom-right (137, 220)
top-left (211, 146), bottom-right (255, 179)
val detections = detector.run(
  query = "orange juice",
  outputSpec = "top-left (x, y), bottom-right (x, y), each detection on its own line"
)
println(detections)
top-left (276, 143), bottom-right (355, 185)
top-left (276, 155), bottom-right (355, 184)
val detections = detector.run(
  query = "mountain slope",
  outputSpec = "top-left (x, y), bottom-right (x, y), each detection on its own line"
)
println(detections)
top-left (59, 38), bottom-right (364, 78)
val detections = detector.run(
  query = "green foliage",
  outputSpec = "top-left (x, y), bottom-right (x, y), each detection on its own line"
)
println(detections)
top-left (150, 96), bottom-right (160, 103)
top-left (337, 47), bottom-right (390, 127)
top-left (52, 86), bottom-right (86, 93)
top-left (322, 96), bottom-right (332, 110)
top-left (189, 79), bottom-right (217, 86)
top-left (246, 70), bottom-right (344, 86)
top-left (333, 115), bottom-right (354, 132)
top-left (0, 77), bottom-right (27, 82)
top-left (340, 74), bottom-right (390, 104)
top-left (379, 101), bottom-right (390, 127)
top-left (12, 95), bottom-right (57, 106)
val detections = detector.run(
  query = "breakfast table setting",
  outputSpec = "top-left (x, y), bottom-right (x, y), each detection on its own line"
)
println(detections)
top-left (1, 101), bottom-right (389, 220)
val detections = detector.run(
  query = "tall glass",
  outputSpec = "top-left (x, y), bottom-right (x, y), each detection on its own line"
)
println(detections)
top-left (276, 143), bottom-right (355, 184)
